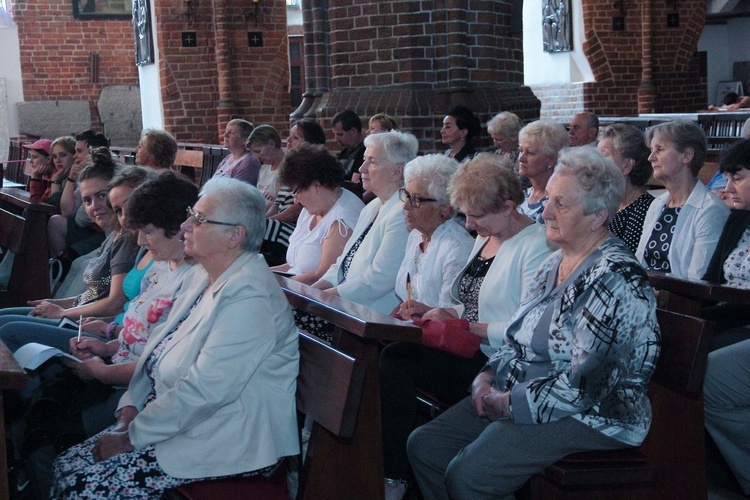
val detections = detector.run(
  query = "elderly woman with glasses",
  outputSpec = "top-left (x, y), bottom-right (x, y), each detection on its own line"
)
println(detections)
top-left (392, 154), bottom-right (474, 318)
top-left (53, 178), bottom-right (300, 498)
top-left (408, 148), bottom-right (661, 499)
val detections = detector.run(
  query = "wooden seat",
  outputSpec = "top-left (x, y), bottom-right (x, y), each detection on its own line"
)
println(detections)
top-left (519, 308), bottom-right (714, 499)
top-left (164, 332), bottom-right (366, 500)
top-left (0, 188), bottom-right (57, 306)
top-left (174, 149), bottom-right (205, 184)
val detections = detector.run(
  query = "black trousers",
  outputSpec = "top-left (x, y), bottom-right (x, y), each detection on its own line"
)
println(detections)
top-left (379, 342), bottom-right (487, 479)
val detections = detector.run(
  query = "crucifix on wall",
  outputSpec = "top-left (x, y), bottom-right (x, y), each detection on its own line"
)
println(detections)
top-left (133, 0), bottom-right (154, 66)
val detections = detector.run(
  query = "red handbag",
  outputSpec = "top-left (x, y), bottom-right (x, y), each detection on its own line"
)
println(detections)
top-left (413, 318), bottom-right (481, 359)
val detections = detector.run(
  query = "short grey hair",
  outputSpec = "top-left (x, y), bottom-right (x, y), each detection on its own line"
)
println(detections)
top-left (404, 154), bottom-right (459, 205)
top-left (552, 147), bottom-right (624, 225)
top-left (645, 120), bottom-right (706, 176)
top-left (199, 177), bottom-right (265, 253)
top-left (518, 120), bottom-right (569, 157)
top-left (487, 111), bottom-right (524, 140)
top-left (364, 130), bottom-right (419, 167)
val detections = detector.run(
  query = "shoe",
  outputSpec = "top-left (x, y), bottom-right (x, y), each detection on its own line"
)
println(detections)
top-left (385, 477), bottom-right (408, 500)
top-left (8, 460), bottom-right (30, 499)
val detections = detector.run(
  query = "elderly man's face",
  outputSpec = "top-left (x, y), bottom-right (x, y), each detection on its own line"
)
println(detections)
top-left (569, 114), bottom-right (598, 147)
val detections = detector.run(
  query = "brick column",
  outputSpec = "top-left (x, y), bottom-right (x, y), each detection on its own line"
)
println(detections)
top-left (214, 0), bottom-right (237, 138)
top-left (307, 0), bottom-right (539, 152)
top-left (638, 0), bottom-right (657, 114)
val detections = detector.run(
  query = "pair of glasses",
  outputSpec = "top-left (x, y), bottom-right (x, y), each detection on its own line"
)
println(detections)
top-left (398, 188), bottom-right (437, 209)
top-left (186, 206), bottom-right (237, 227)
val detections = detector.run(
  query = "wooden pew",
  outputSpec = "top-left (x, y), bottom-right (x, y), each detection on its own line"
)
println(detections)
top-left (276, 276), bottom-right (421, 499)
top-left (519, 308), bottom-right (714, 500)
top-left (648, 270), bottom-right (750, 317)
top-left (165, 332), bottom-right (366, 500)
top-left (174, 149), bottom-right (205, 185)
top-left (0, 340), bottom-right (27, 500)
top-left (0, 188), bottom-right (57, 307)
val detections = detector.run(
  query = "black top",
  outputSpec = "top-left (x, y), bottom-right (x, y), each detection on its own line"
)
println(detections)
top-left (338, 141), bottom-right (366, 181)
top-left (609, 192), bottom-right (655, 254)
top-left (703, 209), bottom-right (750, 283)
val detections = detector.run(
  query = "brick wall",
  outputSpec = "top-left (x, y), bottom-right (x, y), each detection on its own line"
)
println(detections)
top-left (534, 0), bottom-right (707, 120)
top-left (153, 0), bottom-right (292, 144)
top-left (316, 0), bottom-right (539, 154)
top-left (13, 0), bottom-right (137, 130)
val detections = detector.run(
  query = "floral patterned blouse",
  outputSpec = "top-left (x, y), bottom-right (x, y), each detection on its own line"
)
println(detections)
top-left (111, 261), bottom-right (195, 364)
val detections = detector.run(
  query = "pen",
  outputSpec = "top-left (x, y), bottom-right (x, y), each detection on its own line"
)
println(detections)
top-left (406, 273), bottom-right (412, 310)
top-left (77, 314), bottom-right (83, 343)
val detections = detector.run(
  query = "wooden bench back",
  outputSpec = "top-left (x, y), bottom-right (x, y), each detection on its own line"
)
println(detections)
top-left (640, 308), bottom-right (714, 499)
top-left (297, 332), bottom-right (365, 439)
top-left (652, 309), bottom-right (714, 398)
top-left (0, 189), bottom-right (56, 305)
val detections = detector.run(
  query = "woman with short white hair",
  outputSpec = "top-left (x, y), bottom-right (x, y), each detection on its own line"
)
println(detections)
top-left (487, 111), bottom-right (523, 162)
top-left (517, 120), bottom-right (569, 223)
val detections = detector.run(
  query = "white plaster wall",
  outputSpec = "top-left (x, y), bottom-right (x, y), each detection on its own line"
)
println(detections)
top-left (0, 23), bottom-right (24, 138)
top-left (699, 17), bottom-right (750, 106)
top-left (523, 0), bottom-right (594, 86)
top-left (138, 0), bottom-right (163, 131)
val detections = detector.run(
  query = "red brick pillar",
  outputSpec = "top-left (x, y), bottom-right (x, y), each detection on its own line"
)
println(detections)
top-left (307, 0), bottom-right (540, 152)
top-left (638, 0), bottom-right (657, 114)
top-left (214, 0), bottom-right (236, 139)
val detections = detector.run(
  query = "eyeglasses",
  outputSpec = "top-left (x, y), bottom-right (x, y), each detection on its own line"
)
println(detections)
top-left (398, 188), bottom-right (437, 208)
top-left (185, 206), bottom-right (238, 227)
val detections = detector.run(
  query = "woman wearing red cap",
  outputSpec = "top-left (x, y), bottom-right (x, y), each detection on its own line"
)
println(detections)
top-left (23, 138), bottom-right (70, 205)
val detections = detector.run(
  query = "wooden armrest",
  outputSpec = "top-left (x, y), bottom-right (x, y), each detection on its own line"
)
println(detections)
top-left (0, 340), bottom-right (27, 391)
top-left (275, 275), bottom-right (421, 342)
top-left (0, 188), bottom-right (58, 214)
top-left (647, 271), bottom-right (750, 305)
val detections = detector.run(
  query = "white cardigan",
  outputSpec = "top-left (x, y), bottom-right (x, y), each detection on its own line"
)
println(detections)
top-left (394, 219), bottom-right (474, 308)
top-left (320, 190), bottom-right (409, 314)
top-left (448, 222), bottom-right (556, 358)
top-left (636, 181), bottom-right (729, 280)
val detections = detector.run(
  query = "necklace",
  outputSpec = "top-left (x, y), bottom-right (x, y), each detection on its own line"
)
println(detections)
top-left (557, 232), bottom-right (608, 285)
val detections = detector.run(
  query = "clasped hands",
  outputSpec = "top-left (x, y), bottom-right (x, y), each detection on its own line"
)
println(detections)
top-left (471, 370), bottom-right (512, 421)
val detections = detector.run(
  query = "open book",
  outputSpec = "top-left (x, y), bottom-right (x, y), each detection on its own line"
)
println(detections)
top-left (13, 342), bottom-right (82, 370)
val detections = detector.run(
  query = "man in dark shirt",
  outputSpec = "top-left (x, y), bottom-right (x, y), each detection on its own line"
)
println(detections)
top-left (331, 109), bottom-right (365, 181)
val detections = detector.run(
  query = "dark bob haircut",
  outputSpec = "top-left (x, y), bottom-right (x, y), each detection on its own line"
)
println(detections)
top-left (445, 106), bottom-right (481, 141)
top-left (719, 138), bottom-right (750, 175)
top-left (293, 119), bottom-right (327, 145)
top-left (126, 170), bottom-right (199, 238)
top-left (278, 143), bottom-right (344, 191)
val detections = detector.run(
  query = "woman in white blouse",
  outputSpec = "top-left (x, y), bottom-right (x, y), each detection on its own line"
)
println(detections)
top-left (393, 154), bottom-right (474, 317)
top-left (272, 144), bottom-right (364, 285)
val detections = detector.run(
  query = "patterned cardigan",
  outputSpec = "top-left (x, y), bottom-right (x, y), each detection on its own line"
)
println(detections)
top-left (487, 237), bottom-right (661, 447)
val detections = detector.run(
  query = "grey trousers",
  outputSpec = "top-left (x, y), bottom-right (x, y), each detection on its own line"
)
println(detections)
top-left (704, 338), bottom-right (750, 495)
top-left (407, 397), bottom-right (625, 500)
